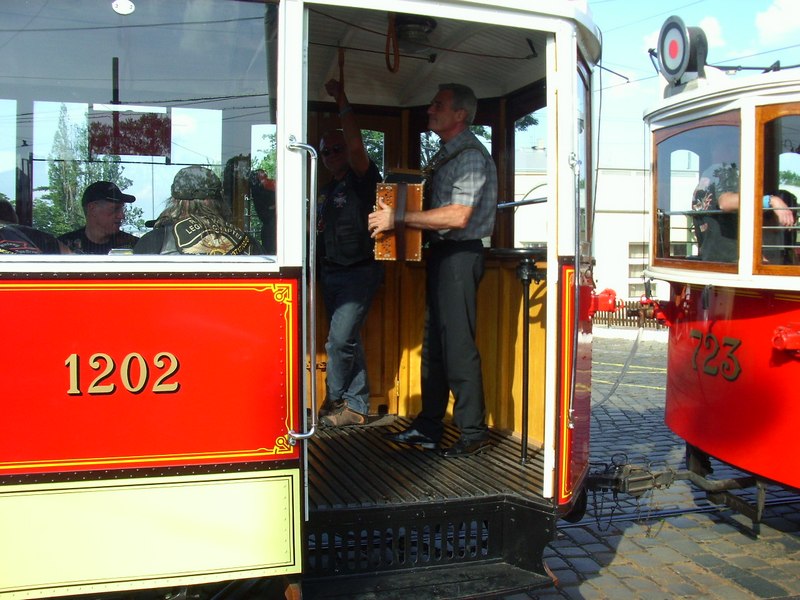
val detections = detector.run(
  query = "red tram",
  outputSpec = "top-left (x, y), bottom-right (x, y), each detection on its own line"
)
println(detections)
top-left (645, 17), bottom-right (800, 493)
top-left (0, 1), bottom-right (606, 598)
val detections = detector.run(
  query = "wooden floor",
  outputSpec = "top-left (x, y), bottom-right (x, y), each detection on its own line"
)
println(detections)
top-left (307, 417), bottom-right (549, 513)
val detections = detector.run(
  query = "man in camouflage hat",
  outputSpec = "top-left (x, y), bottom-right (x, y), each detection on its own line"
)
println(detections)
top-left (133, 166), bottom-right (263, 255)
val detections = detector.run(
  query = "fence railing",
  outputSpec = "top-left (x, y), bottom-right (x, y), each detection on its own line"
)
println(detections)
top-left (592, 299), bottom-right (666, 330)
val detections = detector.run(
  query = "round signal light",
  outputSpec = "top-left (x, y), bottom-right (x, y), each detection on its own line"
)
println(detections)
top-left (658, 16), bottom-right (690, 84)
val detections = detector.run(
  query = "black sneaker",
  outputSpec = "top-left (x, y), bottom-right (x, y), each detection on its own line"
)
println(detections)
top-left (440, 437), bottom-right (491, 457)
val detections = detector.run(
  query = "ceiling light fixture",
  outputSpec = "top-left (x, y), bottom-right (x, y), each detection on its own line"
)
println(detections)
top-left (394, 14), bottom-right (436, 54)
top-left (112, 0), bottom-right (135, 16)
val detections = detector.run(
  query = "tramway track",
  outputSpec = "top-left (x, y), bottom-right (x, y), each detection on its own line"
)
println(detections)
top-left (560, 492), bottom-right (800, 529)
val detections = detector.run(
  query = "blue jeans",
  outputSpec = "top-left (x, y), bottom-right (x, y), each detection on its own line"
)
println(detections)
top-left (320, 260), bottom-right (383, 415)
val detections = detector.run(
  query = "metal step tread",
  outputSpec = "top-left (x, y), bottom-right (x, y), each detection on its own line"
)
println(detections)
top-left (308, 417), bottom-right (548, 513)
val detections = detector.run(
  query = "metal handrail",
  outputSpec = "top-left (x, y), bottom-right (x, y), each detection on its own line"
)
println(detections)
top-left (287, 137), bottom-right (319, 442)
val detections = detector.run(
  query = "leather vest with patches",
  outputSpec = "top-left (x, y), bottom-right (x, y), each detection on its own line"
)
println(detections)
top-left (160, 216), bottom-right (252, 255)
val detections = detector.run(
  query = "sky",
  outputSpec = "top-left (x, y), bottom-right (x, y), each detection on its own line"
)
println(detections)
top-left (586, 0), bottom-right (800, 169)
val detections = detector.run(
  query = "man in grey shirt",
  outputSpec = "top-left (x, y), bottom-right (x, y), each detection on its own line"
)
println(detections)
top-left (369, 83), bottom-right (497, 457)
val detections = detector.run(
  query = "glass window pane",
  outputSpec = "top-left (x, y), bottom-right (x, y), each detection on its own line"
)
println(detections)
top-left (760, 113), bottom-right (800, 266)
top-left (3, 0), bottom-right (278, 257)
top-left (513, 108), bottom-right (547, 248)
top-left (655, 118), bottom-right (740, 263)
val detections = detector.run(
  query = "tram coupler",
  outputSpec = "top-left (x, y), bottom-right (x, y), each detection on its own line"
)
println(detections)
top-left (586, 463), bottom-right (680, 498)
top-left (587, 462), bottom-right (766, 530)
top-left (629, 295), bottom-right (674, 327)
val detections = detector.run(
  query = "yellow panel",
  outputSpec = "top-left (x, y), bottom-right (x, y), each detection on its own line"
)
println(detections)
top-left (314, 257), bottom-right (548, 440)
top-left (0, 470), bottom-right (302, 598)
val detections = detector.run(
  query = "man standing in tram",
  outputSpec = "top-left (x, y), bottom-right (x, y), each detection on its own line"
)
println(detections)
top-left (58, 181), bottom-right (138, 254)
top-left (315, 78), bottom-right (384, 427)
top-left (368, 83), bottom-right (497, 457)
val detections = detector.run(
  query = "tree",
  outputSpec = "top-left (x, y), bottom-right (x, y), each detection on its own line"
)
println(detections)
top-left (362, 130), bottom-right (384, 176)
top-left (35, 103), bottom-right (139, 235)
top-left (780, 169), bottom-right (800, 187)
top-left (419, 116), bottom-right (537, 168)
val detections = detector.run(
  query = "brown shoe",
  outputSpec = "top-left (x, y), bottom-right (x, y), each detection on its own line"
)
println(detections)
top-left (320, 403), bottom-right (366, 427)
top-left (318, 399), bottom-right (344, 419)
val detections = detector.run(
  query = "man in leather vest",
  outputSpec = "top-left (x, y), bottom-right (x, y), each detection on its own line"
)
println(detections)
top-left (316, 79), bottom-right (384, 427)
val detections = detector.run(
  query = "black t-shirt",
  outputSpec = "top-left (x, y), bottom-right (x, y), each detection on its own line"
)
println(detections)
top-left (58, 228), bottom-right (138, 255)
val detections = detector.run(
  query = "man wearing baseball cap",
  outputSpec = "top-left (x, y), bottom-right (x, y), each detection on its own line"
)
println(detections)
top-left (58, 181), bottom-right (138, 254)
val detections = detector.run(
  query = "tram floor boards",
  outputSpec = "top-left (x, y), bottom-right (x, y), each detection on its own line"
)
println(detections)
top-left (307, 417), bottom-right (548, 513)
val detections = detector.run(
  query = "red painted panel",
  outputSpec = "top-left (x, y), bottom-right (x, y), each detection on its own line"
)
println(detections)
top-left (665, 284), bottom-right (800, 488)
top-left (558, 265), bottom-right (592, 505)
top-left (0, 278), bottom-right (301, 475)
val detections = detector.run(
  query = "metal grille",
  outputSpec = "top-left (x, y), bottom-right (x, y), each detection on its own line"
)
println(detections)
top-left (306, 506), bottom-right (500, 575)
top-left (305, 418), bottom-right (555, 579)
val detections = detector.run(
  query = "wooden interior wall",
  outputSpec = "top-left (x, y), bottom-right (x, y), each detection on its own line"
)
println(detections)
top-left (314, 259), bottom-right (548, 443)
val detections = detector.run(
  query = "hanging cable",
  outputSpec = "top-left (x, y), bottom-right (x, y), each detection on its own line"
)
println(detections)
top-left (338, 46), bottom-right (346, 99)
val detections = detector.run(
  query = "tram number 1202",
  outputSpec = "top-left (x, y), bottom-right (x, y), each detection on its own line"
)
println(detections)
top-left (65, 352), bottom-right (181, 395)
top-left (688, 329), bottom-right (742, 381)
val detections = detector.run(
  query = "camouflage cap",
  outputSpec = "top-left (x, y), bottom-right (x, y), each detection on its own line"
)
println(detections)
top-left (171, 166), bottom-right (222, 200)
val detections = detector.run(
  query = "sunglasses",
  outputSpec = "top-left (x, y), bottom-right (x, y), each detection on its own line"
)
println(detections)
top-left (321, 144), bottom-right (345, 157)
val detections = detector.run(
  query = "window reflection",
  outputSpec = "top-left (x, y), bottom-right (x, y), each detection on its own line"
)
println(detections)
top-left (1, 0), bottom-right (278, 256)
top-left (655, 116), bottom-right (740, 263)
top-left (513, 108), bottom-right (547, 248)
top-left (759, 111), bottom-right (800, 266)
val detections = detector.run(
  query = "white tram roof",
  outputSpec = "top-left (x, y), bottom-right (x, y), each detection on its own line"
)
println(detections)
top-left (645, 68), bottom-right (800, 127)
top-left (306, 1), bottom-right (601, 107)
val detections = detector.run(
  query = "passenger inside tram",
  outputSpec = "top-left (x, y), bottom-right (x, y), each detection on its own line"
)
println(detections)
top-left (57, 181), bottom-right (139, 254)
top-left (692, 157), bottom-right (740, 262)
top-left (315, 78), bottom-right (384, 428)
top-left (693, 176), bottom-right (795, 264)
top-left (762, 189), bottom-right (797, 264)
top-left (133, 166), bottom-right (263, 255)
top-left (0, 198), bottom-right (70, 254)
top-left (248, 169), bottom-right (277, 255)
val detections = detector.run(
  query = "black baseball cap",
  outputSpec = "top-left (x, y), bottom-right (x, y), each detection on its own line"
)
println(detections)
top-left (82, 181), bottom-right (135, 206)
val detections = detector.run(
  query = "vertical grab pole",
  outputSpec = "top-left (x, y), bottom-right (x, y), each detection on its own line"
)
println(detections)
top-left (516, 257), bottom-right (537, 464)
top-left (288, 137), bottom-right (319, 442)
top-left (569, 152), bottom-right (582, 430)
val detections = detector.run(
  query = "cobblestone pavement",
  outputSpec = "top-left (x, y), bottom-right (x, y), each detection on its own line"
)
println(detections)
top-left (508, 330), bottom-right (800, 600)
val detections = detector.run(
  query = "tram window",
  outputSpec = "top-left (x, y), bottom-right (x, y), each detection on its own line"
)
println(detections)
top-left (3, 0), bottom-right (279, 258)
top-left (363, 130), bottom-right (386, 179)
top-left (0, 101), bottom-right (16, 211)
top-left (757, 111), bottom-right (800, 267)
top-left (576, 71), bottom-right (591, 255)
top-left (514, 108), bottom-right (548, 248)
top-left (655, 117), bottom-right (741, 265)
